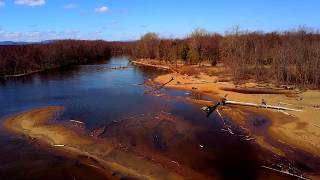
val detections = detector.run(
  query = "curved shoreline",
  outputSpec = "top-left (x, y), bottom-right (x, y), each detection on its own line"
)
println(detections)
top-left (153, 71), bottom-right (320, 158)
top-left (3, 107), bottom-right (184, 180)
top-left (2, 59), bottom-right (320, 179)
top-left (2, 91), bottom-right (320, 179)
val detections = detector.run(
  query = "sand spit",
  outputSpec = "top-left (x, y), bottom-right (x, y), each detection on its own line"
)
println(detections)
top-left (3, 107), bottom-right (184, 180)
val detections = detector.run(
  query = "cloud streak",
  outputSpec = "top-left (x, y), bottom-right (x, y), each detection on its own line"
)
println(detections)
top-left (0, 30), bottom-right (103, 41)
top-left (15, 0), bottom-right (46, 6)
top-left (64, 3), bottom-right (77, 9)
top-left (95, 6), bottom-right (109, 13)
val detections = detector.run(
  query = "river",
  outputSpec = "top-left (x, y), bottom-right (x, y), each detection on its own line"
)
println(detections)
top-left (0, 57), bottom-right (294, 179)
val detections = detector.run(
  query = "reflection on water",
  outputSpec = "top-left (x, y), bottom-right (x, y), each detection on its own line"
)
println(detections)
top-left (0, 57), bottom-right (294, 179)
top-left (0, 57), bottom-right (169, 128)
top-left (0, 135), bottom-right (108, 180)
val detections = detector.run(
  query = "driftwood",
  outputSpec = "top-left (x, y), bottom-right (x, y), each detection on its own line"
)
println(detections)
top-left (69, 119), bottom-right (86, 129)
top-left (145, 77), bottom-right (174, 94)
top-left (279, 102), bottom-right (301, 107)
top-left (3, 73), bottom-right (27, 78)
top-left (110, 66), bottom-right (129, 70)
top-left (53, 144), bottom-right (65, 147)
top-left (70, 120), bottom-right (85, 124)
top-left (225, 100), bottom-right (303, 112)
top-left (203, 95), bottom-right (303, 117)
top-left (156, 77), bottom-right (174, 90)
top-left (216, 109), bottom-right (255, 141)
top-left (2, 69), bottom-right (45, 79)
top-left (279, 110), bottom-right (296, 117)
top-left (261, 165), bottom-right (309, 180)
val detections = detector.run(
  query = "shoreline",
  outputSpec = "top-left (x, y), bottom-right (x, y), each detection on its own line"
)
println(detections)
top-left (3, 107), bottom-right (184, 180)
top-left (0, 66), bottom-right (65, 80)
top-left (2, 58), bottom-right (320, 179)
top-left (130, 59), bottom-right (173, 71)
top-left (5, 106), bottom-right (313, 179)
top-left (133, 59), bottom-right (320, 158)
top-left (2, 70), bottom-right (44, 78)
top-left (0, 58), bottom-right (110, 80)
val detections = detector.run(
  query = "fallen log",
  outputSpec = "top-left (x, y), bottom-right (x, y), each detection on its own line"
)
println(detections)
top-left (3, 73), bottom-right (27, 78)
top-left (157, 77), bottom-right (174, 90)
top-left (53, 144), bottom-right (66, 147)
top-left (110, 66), bottom-right (129, 70)
top-left (145, 77), bottom-right (174, 94)
top-left (70, 120), bottom-right (85, 124)
top-left (69, 119), bottom-right (85, 124)
top-left (203, 95), bottom-right (303, 117)
top-left (225, 100), bottom-right (303, 112)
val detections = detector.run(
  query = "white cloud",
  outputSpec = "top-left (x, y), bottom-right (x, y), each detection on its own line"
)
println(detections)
top-left (15, 0), bottom-right (46, 6)
top-left (95, 6), bottom-right (109, 13)
top-left (64, 3), bottom-right (77, 9)
top-left (0, 30), bottom-right (104, 41)
top-left (0, 0), bottom-right (5, 7)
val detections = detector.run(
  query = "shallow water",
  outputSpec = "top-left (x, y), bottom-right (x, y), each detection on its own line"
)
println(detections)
top-left (0, 57), bottom-right (294, 179)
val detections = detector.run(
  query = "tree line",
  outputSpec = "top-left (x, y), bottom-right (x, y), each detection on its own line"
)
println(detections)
top-left (1, 28), bottom-right (319, 88)
top-left (0, 40), bottom-right (111, 76)
top-left (120, 28), bottom-right (320, 88)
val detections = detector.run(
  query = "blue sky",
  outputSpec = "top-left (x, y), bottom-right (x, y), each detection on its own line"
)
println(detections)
top-left (0, 0), bottom-right (320, 41)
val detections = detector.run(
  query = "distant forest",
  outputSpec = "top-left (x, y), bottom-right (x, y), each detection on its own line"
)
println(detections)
top-left (116, 28), bottom-right (320, 88)
top-left (1, 27), bottom-right (320, 88)
top-left (0, 40), bottom-right (111, 76)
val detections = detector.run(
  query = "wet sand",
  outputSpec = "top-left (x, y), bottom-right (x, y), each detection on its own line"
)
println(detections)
top-left (3, 107), bottom-right (184, 180)
top-left (0, 137), bottom-right (112, 180)
top-left (3, 106), bottom-right (302, 179)
top-left (154, 72), bottom-right (320, 159)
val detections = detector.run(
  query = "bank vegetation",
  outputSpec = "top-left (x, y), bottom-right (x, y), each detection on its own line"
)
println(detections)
top-left (0, 40), bottom-right (111, 76)
top-left (1, 27), bottom-right (320, 88)
top-left (124, 27), bottom-right (320, 89)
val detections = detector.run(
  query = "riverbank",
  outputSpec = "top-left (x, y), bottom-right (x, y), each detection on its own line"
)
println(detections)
top-left (5, 106), bottom-right (277, 179)
top-left (133, 59), bottom-right (320, 158)
top-left (3, 107), bottom-right (184, 180)
top-left (2, 57), bottom-right (320, 179)
top-left (130, 59), bottom-right (173, 71)
top-left (5, 106), bottom-right (307, 179)
top-left (0, 66), bottom-right (63, 80)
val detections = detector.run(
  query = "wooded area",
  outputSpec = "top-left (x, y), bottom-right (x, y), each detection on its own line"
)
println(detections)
top-left (1, 28), bottom-right (320, 88)
top-left (0, 40), bottom-right (111, 76)
top-left (122, 28), bottom-right (320, 88)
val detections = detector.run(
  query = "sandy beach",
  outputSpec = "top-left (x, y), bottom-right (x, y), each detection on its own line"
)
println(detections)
top-left (3, 106), bottom-right (185, 180)
top-left (145, 60), bottom-right (320, 158)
